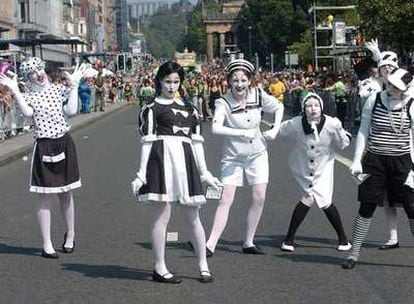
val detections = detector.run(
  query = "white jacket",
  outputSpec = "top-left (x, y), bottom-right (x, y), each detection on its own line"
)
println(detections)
top-left (278, 115), bottom-right (351, 208)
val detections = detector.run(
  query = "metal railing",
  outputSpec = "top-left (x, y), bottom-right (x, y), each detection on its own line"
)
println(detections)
top-left (283, 89), bottom-right (362, 135)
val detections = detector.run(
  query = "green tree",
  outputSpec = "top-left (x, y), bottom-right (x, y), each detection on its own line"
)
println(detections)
top-left (238, 0), bottom-right (308, 67)
top-left (142, 5), bottom-right (187, 58)
top-left (359, 0), bottom-right (414, 54)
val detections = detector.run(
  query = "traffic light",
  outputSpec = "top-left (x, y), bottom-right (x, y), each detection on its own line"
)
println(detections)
top-left (126, 56), bottom-right (132, 70)
top-left (117, 54), bottom-right (125, 70)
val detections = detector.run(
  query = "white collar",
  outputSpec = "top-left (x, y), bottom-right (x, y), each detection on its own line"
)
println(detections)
top-left (155, 96), bottom-right (185, 106)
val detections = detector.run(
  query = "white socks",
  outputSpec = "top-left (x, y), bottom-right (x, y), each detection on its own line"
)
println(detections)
top-left (37, 192), bottom-right (76, 253)
top-left (183, 206), bottom-right (209, 273)
top-left (151, 203), bottom-right (172, 276)
top-left (244, 184), bottom-right (267, 248)
top-left (59, 192), bottom-right (75, 248)
top-left (384, 206), bottom-right (398, 244)
top-left (206, 186), bottom-right (237, 252)
top-left (37, 195), bottom-right (55, 254)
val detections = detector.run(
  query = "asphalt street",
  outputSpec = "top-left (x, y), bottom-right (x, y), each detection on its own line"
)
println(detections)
top-left (1, 106), bottom-right (413, 304)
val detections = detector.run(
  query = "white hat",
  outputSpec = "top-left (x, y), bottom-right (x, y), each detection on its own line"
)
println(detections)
top-left (301, 92), bottom-right (324, 111)
top-left (387, 68), bottom-right (413, 92)
top-left (378, 51), bottom-right (399, 69)
top-left (19, 57), bottom-right (45, 79)
top-left (226, 59), bottom-right (255, 75)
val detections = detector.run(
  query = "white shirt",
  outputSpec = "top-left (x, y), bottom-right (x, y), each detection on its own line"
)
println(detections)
top-left (213, 88), bottom-right (284, 157)
top-left (25, 84), bottom-right (70, 139)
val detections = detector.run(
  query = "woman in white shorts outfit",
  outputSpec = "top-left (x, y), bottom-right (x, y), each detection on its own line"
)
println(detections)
top-left (205, 59), bottom-right (284, 256)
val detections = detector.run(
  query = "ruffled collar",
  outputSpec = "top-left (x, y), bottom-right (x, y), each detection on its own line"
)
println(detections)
top-left (155, 96), bottom-right (185, 106)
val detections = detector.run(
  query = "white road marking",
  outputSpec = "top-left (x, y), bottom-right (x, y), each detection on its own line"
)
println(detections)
top-left (166, 232), bottom-right (178, 242)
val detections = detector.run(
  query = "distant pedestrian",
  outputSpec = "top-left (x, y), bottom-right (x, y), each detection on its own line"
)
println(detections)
top-left (78, 79), bottom-right (91, 113)
top-left (0, 58), bottom-right (85, 259)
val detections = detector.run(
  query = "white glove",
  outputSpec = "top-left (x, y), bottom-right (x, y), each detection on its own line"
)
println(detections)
top-left (349, 161), bottom-right (363, 176)
top-left (262, 129), bottom-right (277, 140)
top-left (243, 128), bottom-right (259, 140)
top-left (202, 173), bottom-right (222, 191)
top-left (0, 73), bottom-right (19, 93)
top-left (64, 63), bottom-right (87, 88)
top-left (131, 177), bottom-right (144, 196)
top-left (365, 38), bottom-right (381, 62)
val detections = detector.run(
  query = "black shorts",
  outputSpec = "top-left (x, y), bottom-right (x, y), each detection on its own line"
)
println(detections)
top-left (358, 151), bottom-right (414, 206)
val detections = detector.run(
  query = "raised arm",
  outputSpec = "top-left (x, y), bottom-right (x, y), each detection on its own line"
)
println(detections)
top-left (0, 73), bottom-right (33, 117)
top-left (63, 63), bottom-right (87, 116)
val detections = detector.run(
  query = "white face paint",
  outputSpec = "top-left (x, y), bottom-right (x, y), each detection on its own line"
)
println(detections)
top-left (304, 97), bottom-right (322, 121)
top-left (386, 82), bottom-right (403, 99)
top-left (27, 67), bottom-right (50, 90)
top-left (229, 70), bottom-right (251, 100)
top-left (379, 65), bottom-right (395, 84)
top-left (160, 72), bottom-right (181, 99)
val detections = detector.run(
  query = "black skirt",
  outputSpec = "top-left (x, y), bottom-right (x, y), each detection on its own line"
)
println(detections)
top-left (30, 133), bottom-right (81, 193)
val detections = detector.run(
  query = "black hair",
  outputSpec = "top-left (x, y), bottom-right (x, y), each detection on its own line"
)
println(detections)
top-left (154, 61), bottom-right (194, 111)
top-left (154, 61), bottom-right (185, 96)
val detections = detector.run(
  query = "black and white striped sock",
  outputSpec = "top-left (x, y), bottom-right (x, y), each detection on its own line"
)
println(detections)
top-left (348, 215), bottom-right (372, 261)
top-left (409, 219), bottom-right (414, 237)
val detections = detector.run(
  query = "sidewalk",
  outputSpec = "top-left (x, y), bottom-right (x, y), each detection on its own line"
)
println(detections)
top-left (0, 102), bottom-right (129, 167)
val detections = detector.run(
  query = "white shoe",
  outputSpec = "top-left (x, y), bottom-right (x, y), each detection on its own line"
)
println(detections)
top-left (337, 242), bottom-right (352, 251)
top-left (280, 242), bottom-right (294, 252)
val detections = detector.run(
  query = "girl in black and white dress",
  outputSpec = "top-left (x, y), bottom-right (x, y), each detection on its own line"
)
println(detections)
top-left (0, 57), bottom-right (85, 258)
top-left (343, 68), bottom-right (414, 269)
top-left (131, 61), bottom-right (220, 284)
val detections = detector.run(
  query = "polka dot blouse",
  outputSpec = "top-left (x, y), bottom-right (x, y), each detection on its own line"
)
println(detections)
top-left (25, 84), bottom-right (71, 139)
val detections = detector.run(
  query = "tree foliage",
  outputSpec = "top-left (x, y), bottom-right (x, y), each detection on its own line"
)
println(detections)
top-left (359, 0), bottom-right (414, 52)
top-left (141, 4), bottom-right (187, 59)
top-left (237, 0), bottom-right (308, 66)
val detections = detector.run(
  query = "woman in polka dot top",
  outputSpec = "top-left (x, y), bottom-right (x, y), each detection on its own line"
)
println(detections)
top-left (0, 58), bottom-right (86, 259)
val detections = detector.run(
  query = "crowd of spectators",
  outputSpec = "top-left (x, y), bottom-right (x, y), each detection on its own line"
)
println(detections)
top-left (1, 57), bottom-right (364, 141)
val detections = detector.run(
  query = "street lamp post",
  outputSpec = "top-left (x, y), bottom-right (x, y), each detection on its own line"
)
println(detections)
top-left (248, 26), bottom-right (252, 61)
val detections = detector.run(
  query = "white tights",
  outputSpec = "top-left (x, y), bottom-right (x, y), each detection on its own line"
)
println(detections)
top-left (206, 183), bottom-right (267, 252)
top-left (383, 206), bottom-right (398, 244)
top-left (151, 202), bottom-right (209, 276)
top-left (37, 192), bottom-right (75, 253)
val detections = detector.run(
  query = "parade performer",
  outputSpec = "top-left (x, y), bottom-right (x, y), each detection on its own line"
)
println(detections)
top-left (205, 59), bottom-right (284, 256)
top-left (278, 93), bottom-right (352, 252)
top-left (361, 39), bottom-right (402, 250)
top-left (131, 61), bottom-right (221, 284)
top-left (343, 68), bottom-right (414, 269)
top-left (0, 57), bottom-right (85, 258)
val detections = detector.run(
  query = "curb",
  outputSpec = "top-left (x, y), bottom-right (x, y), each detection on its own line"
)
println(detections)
top-left (0, 103), bottom-right (130, 167)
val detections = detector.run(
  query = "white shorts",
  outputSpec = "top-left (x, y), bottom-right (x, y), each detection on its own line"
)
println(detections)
top-left (220, 150), bottom-right (269, 186)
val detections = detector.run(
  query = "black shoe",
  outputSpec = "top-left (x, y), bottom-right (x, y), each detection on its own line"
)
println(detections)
top-left (242, 245), bottom-right (265, 255)
top-left (342, 258), bottom-right (357, 270)
top-left (378, 242), bottom-right (400, 250)
top-left (188, 241), bottom-right (214, 258)
top-left (152, 271), bottom-right (182, 284)
top-left (62, 233), bottom-right (75, 254)
top-left (199, 270), bottom-right (213, 283)
top-left (206, 247), bottom-right (214, 258)
top-left (41, 250), bottom-right (59, 259)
